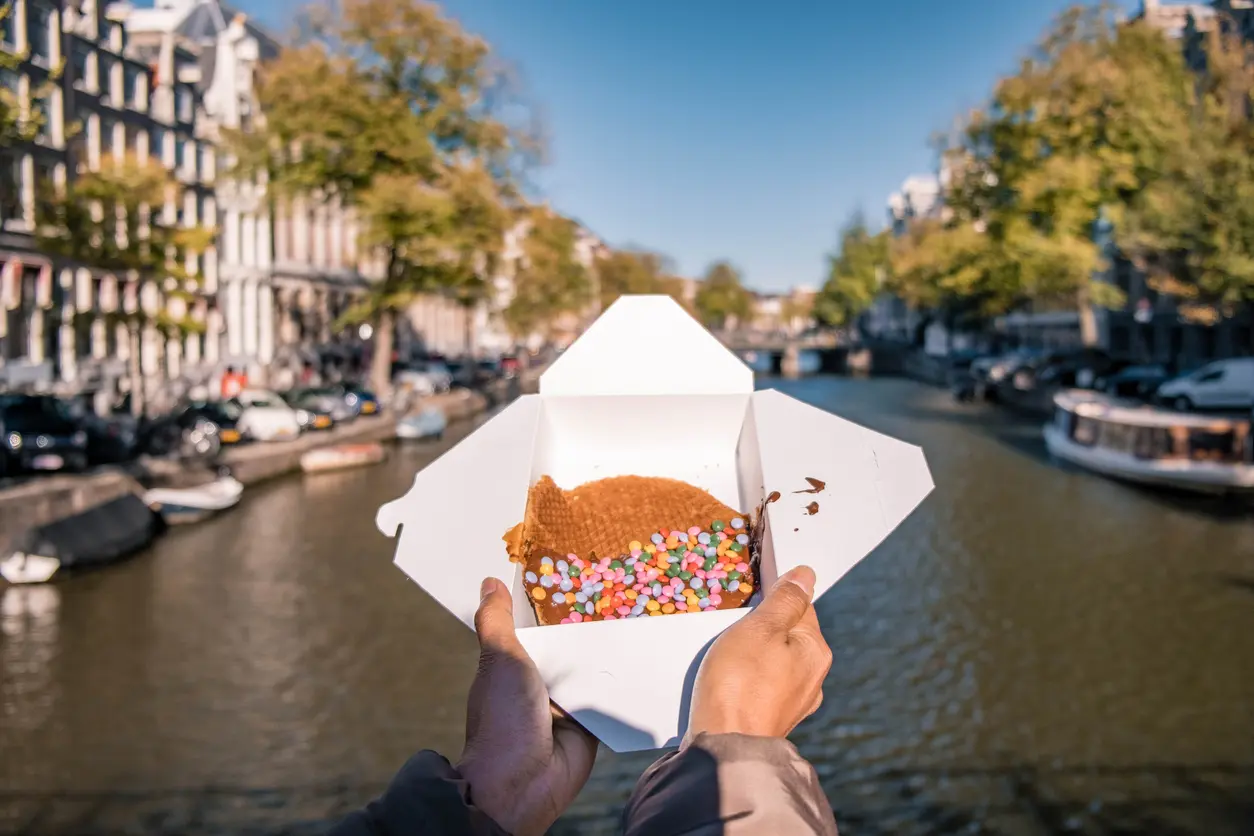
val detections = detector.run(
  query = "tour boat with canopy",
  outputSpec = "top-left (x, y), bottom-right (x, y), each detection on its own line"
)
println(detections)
top-left (1044, 390), bottom-right (1254, 494)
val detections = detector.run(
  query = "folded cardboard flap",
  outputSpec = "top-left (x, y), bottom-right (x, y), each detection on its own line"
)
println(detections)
top-left (540, 295), bottom-right (753, 397)
top-left (750, 389), bottom-right (934, 599)
top-left (376, 395), bottom-right (542, 629)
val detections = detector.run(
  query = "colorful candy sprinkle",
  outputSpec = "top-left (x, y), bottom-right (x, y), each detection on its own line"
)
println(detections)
top-left (522, 517), bottom-right (755, 624)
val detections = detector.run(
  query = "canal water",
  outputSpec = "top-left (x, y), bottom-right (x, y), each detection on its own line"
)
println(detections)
top-left (2, 378), bottom-right (1252, 835)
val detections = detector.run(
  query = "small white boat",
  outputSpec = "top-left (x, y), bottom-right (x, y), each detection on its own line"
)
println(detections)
top-left (300, 442), bottom-right (387, 474)
top-left (144, 474), bottom-right (245, 524)
top-left (1044, 390), bottom-right (1254, 494)
top-left (0, 494), bottom-right (163, 584)
top-left (0, 553), bottom-right (61, 584)
top-left (396, 408), bottom-right (447, 440)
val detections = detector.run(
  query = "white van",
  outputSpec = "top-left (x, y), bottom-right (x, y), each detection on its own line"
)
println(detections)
top-left (1157, 358), bottom-right (1254, 411)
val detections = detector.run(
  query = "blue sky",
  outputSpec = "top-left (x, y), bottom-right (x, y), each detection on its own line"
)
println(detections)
top-left (216, 0), bottom-right (1142, 292)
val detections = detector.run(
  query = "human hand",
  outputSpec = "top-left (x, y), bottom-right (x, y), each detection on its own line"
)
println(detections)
top-left (458, 578), bottom-right (599, 836)
top-left (685, 565), bottom-right (832, 740)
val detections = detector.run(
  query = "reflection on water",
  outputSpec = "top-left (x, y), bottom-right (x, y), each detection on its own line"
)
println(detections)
top-left (1, 380), bottom-right (1253, 835)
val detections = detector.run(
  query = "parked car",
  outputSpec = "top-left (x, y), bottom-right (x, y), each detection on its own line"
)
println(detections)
top-left (446, 358), bottom-right (500, 390)
top-left (284, 387), bottom-right (357, 424)
top-left (345, 385), bottom-right (382, 416)
top-left (80, 412), bottom-right (139, 465)
top-left (981, 349), bottom-right (1046, 387)
top-left (0, 395), bottom-right (89, 476)
top-left (1096, 364), bottom-right (1172, 400)
top-left (280, 390), bottom-right (336, 432)
top-left (138, 401), bottom-right (245, 459)
top-left (1156, 357), bottom-right (1254, 411)
top-left (1032, 348), bottom-right (1127, 390)
top-left (394, 362), bottom-right (451, 396)
top-left (232, 388), bottom-right (303, 442)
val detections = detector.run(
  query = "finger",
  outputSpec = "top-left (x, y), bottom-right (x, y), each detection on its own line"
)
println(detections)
top-left (792, 601), bottom-right (821, 637)
top-left (749, 565), bottom-right (817, 634)
top-left (473, 577), bottom-right (520, 655)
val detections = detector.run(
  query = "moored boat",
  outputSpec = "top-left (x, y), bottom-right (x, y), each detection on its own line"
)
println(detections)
top-left (395, 408), bottom-right (447, 441)
top-left (1044, 390), bottom-right (1254, 494)
top-left (300, 442), bottom-right (387, 474)
top-left (144, 473), bottom-right (244, 524)
top-left (0, 494), bottom-right (163, 584)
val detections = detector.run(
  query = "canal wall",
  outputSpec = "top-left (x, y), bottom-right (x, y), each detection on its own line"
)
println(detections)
top-left (0, 470), bottom-right (145, 555)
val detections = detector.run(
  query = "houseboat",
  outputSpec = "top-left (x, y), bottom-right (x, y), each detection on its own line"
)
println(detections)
top-left (1044, 390), bottom-right (1254, 494)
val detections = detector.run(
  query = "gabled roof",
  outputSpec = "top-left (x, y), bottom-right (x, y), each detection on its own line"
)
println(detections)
top-left (175, 1), bottom-right (227, 44)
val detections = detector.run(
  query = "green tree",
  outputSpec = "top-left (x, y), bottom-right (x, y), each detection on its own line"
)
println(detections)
top-left (944, 5), bottom-right (1189, 343)
top-left (779, 294), bottom-right (814, 332)
top-left (503, 206), bottom-right (590, 340)
top-left (594, 248), bottom-right (676, 310)
top-left (37, 156), bottom-right (214, 417)
top-left (1118, 21), bottom-right (1254, 327)
top-left (814, 215), bottom-right (890, 329)
top-left (231, 0), bottom-right (535, 392)
top-left (694, 260), bottom-right (752, 331)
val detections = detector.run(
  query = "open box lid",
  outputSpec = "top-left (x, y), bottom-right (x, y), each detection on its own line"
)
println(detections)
top-left (377, 295), bottom-right (934, 752)
top-left (541, 295), bottom-right (754, 396)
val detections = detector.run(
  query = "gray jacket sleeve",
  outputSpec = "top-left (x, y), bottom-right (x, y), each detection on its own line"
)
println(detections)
top-left (328, 751), bottom-right (508, 836)
top-left (622, 733), bottom-right (839, 836)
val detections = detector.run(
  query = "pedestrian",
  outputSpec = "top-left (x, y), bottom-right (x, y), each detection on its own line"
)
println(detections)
top-left (331, 565), bottom-right (838, 836)
top-left (220, 366), bottom-right (244, 399)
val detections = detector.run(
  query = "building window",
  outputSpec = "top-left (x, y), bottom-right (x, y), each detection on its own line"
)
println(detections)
top-left (34, 160), bottom-right (56, 221)
top-left (150, 126), bottom-right (166, 162)
top-left (0, 153), bottom-right (21, 223)
top-left (99, 56), bottom-right (114, 105)
top-left (32, 95), bottom-right (51, 142)
top-left (29, 5), bottom-right (52, 65)
top-left (125, 123), bottom-right (141, 157)
top-left (67, 132), bottom-right (87, 174)
top-left (125, 66), bottom-right (143, 110)
top-left (101, 118), bottom-right (116, 155)
top-left (176, 87), bottom-right (193, 123)
top-left (4, 270), bottom-right (35, 361)
top-left (1, 6), bottom-right (15, 48)
top-left (0, 68), bottom-right (17, 118)
top-left (71, 43), bottom-right (92, 90)
top-left (174, 136), bottom-right (186, 169)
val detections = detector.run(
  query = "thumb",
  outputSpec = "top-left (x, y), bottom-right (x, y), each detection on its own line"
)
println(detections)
top-left (747, 566), bottom-right (816, 634)
top-left (473, 577), bottom-right (519, 654)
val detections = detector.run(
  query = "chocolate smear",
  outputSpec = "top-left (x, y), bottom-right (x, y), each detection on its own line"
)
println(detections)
top-left (766, 490), bottom-right (781, 504)
top-left (805, 501), bottom-right (819, 516)
top-left (793, 477), bottom-right (826, 495)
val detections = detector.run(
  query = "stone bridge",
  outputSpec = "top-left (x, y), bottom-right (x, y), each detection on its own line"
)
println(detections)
top-left (713, 334), bottom-right (864, 376)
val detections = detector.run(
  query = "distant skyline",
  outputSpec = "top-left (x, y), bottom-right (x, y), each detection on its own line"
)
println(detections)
top-left (152, 0), bottom-right (1144, 291)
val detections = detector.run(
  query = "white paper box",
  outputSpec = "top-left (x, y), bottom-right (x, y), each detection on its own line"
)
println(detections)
top-left (377, 295), bottom-right (933, 752)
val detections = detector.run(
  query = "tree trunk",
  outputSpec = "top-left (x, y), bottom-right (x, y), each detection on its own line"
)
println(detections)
top-left (1078, 297), bottom-right (1100, 347)
top-left (463, 303), bottom-right (476, 357)
top-left (128, 325), bottom-right (145, 419)
top-left (369, 307), bottom-right (394, 398)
